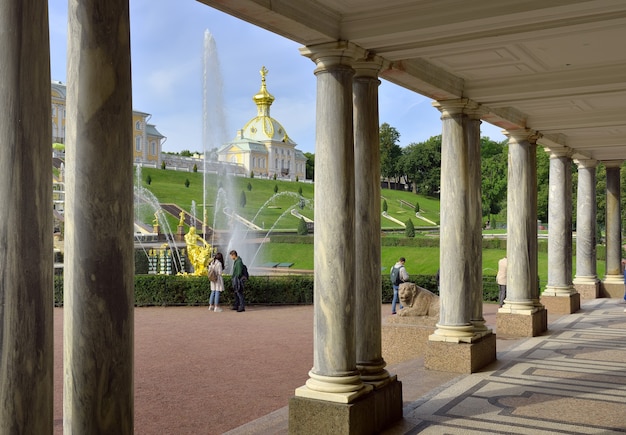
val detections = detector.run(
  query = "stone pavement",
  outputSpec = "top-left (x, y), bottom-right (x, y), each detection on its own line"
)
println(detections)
top-left (52, 299), bottom-right (626, 434)
top-left (229, 299), bottom-right (626, 434)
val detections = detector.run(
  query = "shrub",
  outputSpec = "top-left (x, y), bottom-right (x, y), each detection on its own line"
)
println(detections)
top-left (146, 174), bottom-right (152, 185)
top-left (250, 171), bottom-right (254, 178)
top-left (247, 182), bottom-right (252, 191)
top-left (415, 201), bottom-right (420, 213)
top-left (273, 173), bottom-right (277, 180)
top-left (298, 186), bottom-right (303, 196)
top-left (239, 190), bottom-right (246, 208)
top-left (193, 164), bottom-right (198, 173)
top-left (297, 217), bottom-right (308, 235)
top-left (296, 175), bottom-right (299, 182)
top-left (274, 184), bottom-right (279, 194)
top-left (383, 199), bottom-right (388, 212)
top-left (161, 160), bottom-right (166, 170)
top-left (184, 178), bottom-right (190, 188)
top-left (405, 219), bottom-right (415, 238)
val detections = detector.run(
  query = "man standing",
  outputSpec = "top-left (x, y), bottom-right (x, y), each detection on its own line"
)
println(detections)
top-left (390, 257), bottom-right (409, 314)
top-left (230, 250), bottom-right (246, 312)
top-left (496, 256), bottom-right (507, 308)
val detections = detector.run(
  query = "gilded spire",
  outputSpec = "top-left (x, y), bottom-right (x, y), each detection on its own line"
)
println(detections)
top-left (253, 65), bottom-right (274, 117)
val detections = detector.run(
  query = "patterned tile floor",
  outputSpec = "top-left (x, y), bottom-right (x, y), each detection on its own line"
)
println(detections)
top-left (231, 299), bottom-right (626, 434)
top-left (384, 298), bottom-right (626, 434)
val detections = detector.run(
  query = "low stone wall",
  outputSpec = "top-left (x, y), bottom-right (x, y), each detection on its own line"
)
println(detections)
top-left (382, 315), bottom-right (438, 365)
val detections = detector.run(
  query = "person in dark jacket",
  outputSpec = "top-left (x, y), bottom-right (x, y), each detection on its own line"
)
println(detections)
top-left (230, 250), bottom-right (246, 312)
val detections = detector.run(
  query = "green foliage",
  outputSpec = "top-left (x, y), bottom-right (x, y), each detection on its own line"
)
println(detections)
top-left (399, 136), bottom-right (441, 196)
top-left (295, 175), bottom-right (299, 182)
top-left (247, 182), bottom-right (252, 191)
top-left (297, 217), bottom-right (308, 235)
top-left (481, 138), bottom-right (508, 220)
top-left (273, 173), bottom-right (277, 180)
top-left (274, 184), bottom-right (279, 194)
top-left (414, 201), bottom-right (420, 213)
top-left (146, 174), bottom-right (152, 185)
top-left (193, 164), bottom-right (198, 173)
top-left (180, 150), bottom-right (193, 157)
top-left (304, 152), bottom-right (315, 180)
top-left (161, 160), bottom-right (166, 170)
top-left (379, 123), bottom-right (403, 187)
top-left (184, 178), bottom-right (190, 188)
top-left (239, 190), bottom-right (246, 208)
top-left (298, 186), bottom-right (303, 196)
top-left (382, 199), bottom-right (388, 212)
top-left (250, 171), bottom-right (254, 178)
top-left (405, 218), bottom-right (415, 238)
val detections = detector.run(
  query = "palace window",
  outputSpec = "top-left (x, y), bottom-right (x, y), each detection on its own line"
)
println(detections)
top-left (135, 136), bottom-right (142, 152)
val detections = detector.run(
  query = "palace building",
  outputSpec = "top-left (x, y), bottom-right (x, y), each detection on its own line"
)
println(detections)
top-left (218, 67), bottom-right (307, 180)
top-left (51, 80), bottom-right (165, 166)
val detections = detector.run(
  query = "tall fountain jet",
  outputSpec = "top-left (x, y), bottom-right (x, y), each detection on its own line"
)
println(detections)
top-left (202, 29), bottom-right (228, 237)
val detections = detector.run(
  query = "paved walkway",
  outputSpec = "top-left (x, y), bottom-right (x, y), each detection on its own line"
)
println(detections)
top-left (53, 299), bottom-right (626, 434)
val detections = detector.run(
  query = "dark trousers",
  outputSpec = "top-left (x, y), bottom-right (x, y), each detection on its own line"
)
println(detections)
top-left (498, 285), bottom-right (507, 307)
top-left (234, 290), bottom-right (245, 311)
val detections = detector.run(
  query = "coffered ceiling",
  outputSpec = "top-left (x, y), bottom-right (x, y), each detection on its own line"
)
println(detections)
top-left (198, 0), bottom-right (626, 161)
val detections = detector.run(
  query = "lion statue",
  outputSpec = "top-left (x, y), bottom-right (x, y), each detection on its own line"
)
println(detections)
top-left (397, 282), bottom-right (440, 318)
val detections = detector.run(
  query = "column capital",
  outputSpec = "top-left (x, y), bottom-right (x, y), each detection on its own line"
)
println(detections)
top-left (544, 146), bottom-right (573, 159)
top-left (353, 52), bottom-right (388, 79)
top-left (432, 98), bottom-right (483, 119)
top-left (299, 41), bottom-right (365, 72)
top-left (602, 159), bottom-right (624, 169)
top-left (574, 158), bottom-right (598, 169)
top-left (504, 128), bottom-right (541, 144)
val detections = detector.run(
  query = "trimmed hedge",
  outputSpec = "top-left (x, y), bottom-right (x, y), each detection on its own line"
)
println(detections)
top-left (54, 273), bottom-right (499, 307)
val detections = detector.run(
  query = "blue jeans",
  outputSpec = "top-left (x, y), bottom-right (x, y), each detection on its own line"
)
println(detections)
top-left (209, 290), bottom-right (220, 306)
top-left (392, 285), bottom-right (403, 314)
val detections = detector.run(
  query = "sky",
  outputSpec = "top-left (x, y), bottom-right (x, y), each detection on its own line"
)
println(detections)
top-left (48, 0), bottom-right (506, 155)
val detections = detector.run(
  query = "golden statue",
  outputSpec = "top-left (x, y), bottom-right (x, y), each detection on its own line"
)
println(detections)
top-left (184, 227), bottom-right (211, 276)
top-left (179, 211), bottom-right (186, 227)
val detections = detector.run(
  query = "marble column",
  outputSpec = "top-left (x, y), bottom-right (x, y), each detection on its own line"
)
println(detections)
top-left (64, 0), bottom-right (134, 433)
top-left (296, 42), bottom-right (370, 403)
top-left (0, 1), bottom-right (53, 432)
top-left (573, 159), bottom-right (599, 298)
top-left (353, 57), bottom-right (389, 383)
top-left (602, 161), bottom-right (623, 295)
top-left (497, 130), bottom-right (547, 336)
top-left (542, 149), bottom-right (580, 313)
top-left (430, 99), bottom-right (474, 342)
top-left (465, 110), bottom-right (489, 335)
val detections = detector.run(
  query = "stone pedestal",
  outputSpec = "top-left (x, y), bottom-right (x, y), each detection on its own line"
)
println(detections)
top-left (496, 309), bottom-right (547, 337)
top-left (289, 379), bottom-right (402, 435)
top-left (424, 334), bottom-right (496, 374)
top-left (574, 282), bottom-right (600, 299)
top-left (540, 293), bottom-right (580, 314)
top-left (600, 282), bottom-right (625, 298)
top-left (382, 316), bottom-right (437, 365)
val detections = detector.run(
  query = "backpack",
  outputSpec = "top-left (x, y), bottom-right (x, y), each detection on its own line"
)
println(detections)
top-left (390, 266), bottom-right (401, 286)
top-left (241, 264), bottom-right (249, 281)
top-left (207, 262), bottom-right (218, 282)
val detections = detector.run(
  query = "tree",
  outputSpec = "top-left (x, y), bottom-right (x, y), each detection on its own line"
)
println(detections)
top-left (414, 201), bottom-right (420, 213)
top-left (273, 173), bottom-right (277, 180)
top-left (239, 190), bottom-right (246, 208)
top-left (297, 217), bottom-right (308, 235)
top-left (192, 163), bottom-right (198, 173)
top-left (247, 182), bottom-right (252, 191)
top-left (249, 171), bottom-right (254, 178)
top-left (146, 174), bottom-right (152, 185)
top-left (399, 136), bottom-right (441, 196)
top-left (305, 152), bottom-right (315, 180)
top-left (480, 138), bottom-right (508, 223)
top-left (382, 199), bottom-right (388, 213)
top-left (379, 123), bottom-right (402, 189)
top-left (184, 178), bottom-right (190, 188)
top-left (161, 160), bottom-right (166, 170)
top-left (298, 186), bottom-right (303, 196)
top-left (180, 150), bottom-right (193, 157)
top-left (405, 218), bottom-right (415, 238)
top-left (274, 184), bottom-right (279, 194)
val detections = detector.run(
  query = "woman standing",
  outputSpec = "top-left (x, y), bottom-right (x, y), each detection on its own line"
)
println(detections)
top-left (208, 252), bottom-right (225, 312)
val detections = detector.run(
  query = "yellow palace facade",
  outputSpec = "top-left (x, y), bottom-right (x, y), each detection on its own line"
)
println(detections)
top-left (51, 80), bottom-right (165, 166)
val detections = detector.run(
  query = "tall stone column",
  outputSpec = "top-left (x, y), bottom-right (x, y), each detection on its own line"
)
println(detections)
top-left (64, 0), bottom-right (134, 433)
top-left (602, 161), bottom-right (623, 298)
top-left (497, 130), bottom-right (547, 336)
top-left (465, 110), bottom-right (489, 335)
top-left (425, 99), bottom-right (495, 374)
top-left (294, 42), bottom-right (369, 405)
top-left (0, 1), bottom-right (53, 433)
top-left (353, 58), bottom-right (388, 383)
top-left (541, 149), bottom-right (580, 313)
top-left (573, 159), bottom-right (599, 299)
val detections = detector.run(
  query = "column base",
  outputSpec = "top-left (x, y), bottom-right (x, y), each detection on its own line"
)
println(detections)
top-left (496, 308), bottom-right (547, 337)
top-left (540, 293), bottom-right (580, 314)
top-left (289, 378), bottom-right (402, 435)
top-left (382, 316), bottom-right (437, 365)
top-left (424, 333), bottom-right (496, 374)
top-left (574, 281), bottom-right (600, 299)
top-left (600, 281), bottom-right (625, 298)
